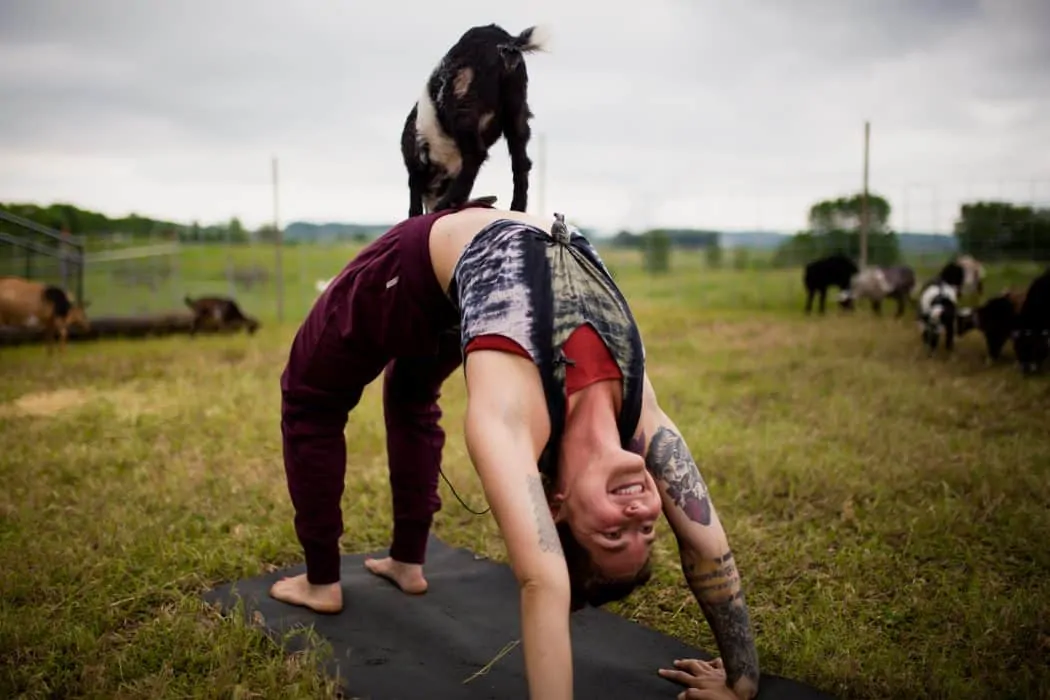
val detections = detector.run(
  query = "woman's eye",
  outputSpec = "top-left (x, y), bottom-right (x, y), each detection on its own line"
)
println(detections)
top-left (604, 531), bottom-right (622, 540)
top-left (641, 524), bottom-right (654, 535)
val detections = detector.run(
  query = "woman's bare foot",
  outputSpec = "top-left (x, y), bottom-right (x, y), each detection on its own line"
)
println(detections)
top-left (364, 556), bottom-right (428, 594)
top-left (269, 573), bottom-right (343, 614)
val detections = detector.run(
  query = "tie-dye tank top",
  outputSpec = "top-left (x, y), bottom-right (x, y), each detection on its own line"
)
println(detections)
top-left (446, 214), bottom-right (647, 482)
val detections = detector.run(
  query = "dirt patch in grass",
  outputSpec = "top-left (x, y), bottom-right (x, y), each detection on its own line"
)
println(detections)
top-left (0, 388), bottom-right (91, 417)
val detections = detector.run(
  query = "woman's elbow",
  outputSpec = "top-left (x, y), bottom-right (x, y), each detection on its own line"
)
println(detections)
top-left (519, 568), bottom-right (571, 604)
top-left (519, 571), bottom-right (572, 619)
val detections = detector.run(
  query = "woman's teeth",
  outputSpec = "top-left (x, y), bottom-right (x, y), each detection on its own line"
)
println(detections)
top-left (614, 484), bottom-right (643, 495)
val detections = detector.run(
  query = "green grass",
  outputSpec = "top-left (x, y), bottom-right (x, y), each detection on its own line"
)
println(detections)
top-left (1, 246), bottom-right (1049, 699)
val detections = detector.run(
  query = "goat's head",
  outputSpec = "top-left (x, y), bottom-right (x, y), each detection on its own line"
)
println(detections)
top-left (837, 289), bottom-right (855, 310)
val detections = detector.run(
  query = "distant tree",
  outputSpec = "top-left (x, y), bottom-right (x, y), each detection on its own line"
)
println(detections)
top-left (953, 201), bottom-right (1050, 262)
top-left (773, 191), bottom-right (900, 267)
top-left (705, 240), bottom-right (723, 269)
top-left (642, 230), bottom-right (671, 274)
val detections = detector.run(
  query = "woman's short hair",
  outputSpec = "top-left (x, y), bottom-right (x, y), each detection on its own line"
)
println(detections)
top-left (556, 521), bottom-right (653, 612)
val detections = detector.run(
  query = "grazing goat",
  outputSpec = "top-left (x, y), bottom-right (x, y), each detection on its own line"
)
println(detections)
top-left (972, 288), bottom-right (1027, 363)
top-left (1012, 268), bottom-right (1050, 375)
top-left (184, 295), bottom-right (260, 336)
top-left (839, 264), bottom-right (916, 317)
top-left (803, 253), bottom-right (858, 314)
top-left (0, 276), bottom-right (90, 352)
top-left (917, 280), bottom-right (963, 356)
top-left (401, 23), bottom-right (550, 217)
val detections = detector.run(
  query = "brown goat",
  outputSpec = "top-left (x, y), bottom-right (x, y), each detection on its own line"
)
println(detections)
top-left (0, 276), bottom-right (91, 352)
top-left (184, 295), bottom-right (260, 336)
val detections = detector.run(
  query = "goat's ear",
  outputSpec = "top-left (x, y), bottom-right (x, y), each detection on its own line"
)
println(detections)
top-left (498, 44), bottom-right (523, 70)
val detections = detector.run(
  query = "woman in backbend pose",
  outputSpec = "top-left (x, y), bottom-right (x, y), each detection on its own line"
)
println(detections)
top-left (272, 200), bottom-right (760, 700)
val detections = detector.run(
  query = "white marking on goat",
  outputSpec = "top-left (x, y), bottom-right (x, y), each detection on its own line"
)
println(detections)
top-left (453, 67), bottom-right (473, 98)
top-left (415, 86), bottom-right (462, 176)
top-left (386, 276), bottom-right (399, 289)
top-left (524, 24), bottom-right (553, 52)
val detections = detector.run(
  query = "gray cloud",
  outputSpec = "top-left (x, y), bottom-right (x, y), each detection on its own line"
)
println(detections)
top-left (1, 0), bottom-right (1048, 233)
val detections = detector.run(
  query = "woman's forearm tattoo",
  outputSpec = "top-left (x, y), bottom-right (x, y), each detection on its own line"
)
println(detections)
top-left (685, 550), bottom-right (760, 690)
top-left (526, 474), bottom-right (562, 554)
top-left (644, 426), bottom-right (712, 526)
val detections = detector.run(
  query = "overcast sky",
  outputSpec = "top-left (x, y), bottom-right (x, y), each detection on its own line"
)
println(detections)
top-left (2, 0), bottom-right (1048, 234)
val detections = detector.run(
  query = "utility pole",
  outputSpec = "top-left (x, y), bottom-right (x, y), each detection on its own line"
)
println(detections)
top-left (273, 156), bottom-right (284, 324)
top-left (860, 120), bottom-right (870, 268)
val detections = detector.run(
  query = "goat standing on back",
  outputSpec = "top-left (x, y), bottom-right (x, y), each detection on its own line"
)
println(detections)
top-left (401, 24), bottom-right (550, 217)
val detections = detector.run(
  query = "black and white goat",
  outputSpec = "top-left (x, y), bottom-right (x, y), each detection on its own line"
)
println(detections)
top-left (917, 280), bottom-right (970, 356)
top-left (401, 24), bottom-right (550, 217)
top-left (938, 254), bottom-right (985, 299)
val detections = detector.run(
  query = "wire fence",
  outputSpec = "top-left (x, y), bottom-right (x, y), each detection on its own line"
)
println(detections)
top-left (2, 176), bottom-right (1048, 325)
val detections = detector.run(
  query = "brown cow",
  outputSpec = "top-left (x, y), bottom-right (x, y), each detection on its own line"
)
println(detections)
top-left (0, 276), bottom-right (91, 352)
top-left (184, 295), bottom-right (260, 336)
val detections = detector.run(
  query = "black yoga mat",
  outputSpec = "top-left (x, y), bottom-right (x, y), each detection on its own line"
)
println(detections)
top-left (203, 537), bottom-right (835, 700)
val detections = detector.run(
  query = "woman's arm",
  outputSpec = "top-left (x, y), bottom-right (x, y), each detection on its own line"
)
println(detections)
top-left (463, 349), bottom-right (574, 700)
top-left (632, 373), bottom-right (760, 700)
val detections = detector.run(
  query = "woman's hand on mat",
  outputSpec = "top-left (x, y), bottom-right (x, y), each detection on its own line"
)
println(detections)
top-left (659, 658), bottom-right (739, 699)
top-left (363, 557), bottom-right (428, 594)
top-left (268, 574), bottom-right (343, 614)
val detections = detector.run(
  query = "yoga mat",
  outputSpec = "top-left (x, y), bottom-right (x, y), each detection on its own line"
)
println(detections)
top-left (203, 537), bottom-right (836, 700)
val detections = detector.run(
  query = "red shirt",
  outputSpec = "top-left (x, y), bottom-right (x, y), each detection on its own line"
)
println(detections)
top-left (464, 323), bottom-right (623, 396)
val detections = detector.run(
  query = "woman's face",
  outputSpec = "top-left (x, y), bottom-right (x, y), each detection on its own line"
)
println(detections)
top-left (553, 442), bottom-right (663, 579)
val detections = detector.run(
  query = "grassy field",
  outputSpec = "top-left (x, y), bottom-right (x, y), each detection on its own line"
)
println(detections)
top-left (1, 245), bottom-right (1049, 699)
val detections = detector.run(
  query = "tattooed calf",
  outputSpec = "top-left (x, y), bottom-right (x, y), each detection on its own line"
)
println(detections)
top-left (645, 426), bottom-right (712, 526)
top-left (526, 474), bottom-right (562, 554)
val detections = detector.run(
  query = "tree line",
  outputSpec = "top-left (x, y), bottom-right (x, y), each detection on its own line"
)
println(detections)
top-left (3, 196), bottom-right (1048, 264)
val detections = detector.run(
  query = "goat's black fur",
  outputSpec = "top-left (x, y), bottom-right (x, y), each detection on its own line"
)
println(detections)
top-left (803, 253), bottom-right (857, 314)
top-left (401, 24), bottom-right (548, 217)
top-left (1013, 268), bottom-right (1050, 375)
top-left (974, 293), bottom-right (1020, 361)
top-left (42, 285), bottom-right (72, 319)
top-left (937, 261), bottom-right (965, 290)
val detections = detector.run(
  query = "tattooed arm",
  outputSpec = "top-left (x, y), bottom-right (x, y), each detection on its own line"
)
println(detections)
top-left (463, 349), bottom-right (573, 700)
top-left (632, 374), bottom-right (760, 700)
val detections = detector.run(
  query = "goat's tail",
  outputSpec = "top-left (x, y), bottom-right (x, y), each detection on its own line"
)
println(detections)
top-left (498, 25), bottom-right (552, 69)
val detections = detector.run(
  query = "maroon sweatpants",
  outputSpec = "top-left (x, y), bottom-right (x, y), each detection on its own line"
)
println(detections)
top-left (279, 206), bottom-right (478, 585)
